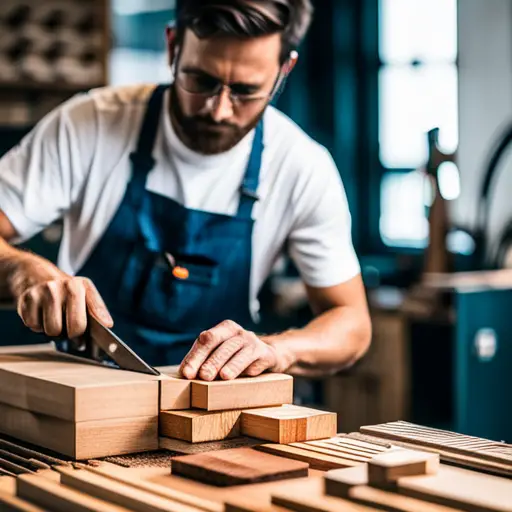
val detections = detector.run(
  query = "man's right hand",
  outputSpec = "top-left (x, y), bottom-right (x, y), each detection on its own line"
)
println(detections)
top-left (9, 253), bottom-right (113, 339)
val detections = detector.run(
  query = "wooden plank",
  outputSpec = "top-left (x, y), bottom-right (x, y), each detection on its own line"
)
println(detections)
top-left (160, 410), bottom-right (241, 443)
top-left (16, 474), bottom-right (131, 512)
top-left (368, 450), bottom-right (440, 485)
top-left (241, 405), bottom-right (336, 444)
top-left (0, 352), bottom-right (159, 421)
top-left (171, 447), bottom-right (309, 486)
top-left (76, 464), bottom-right (222, 512)
top-left (398, 465), bottom-right (512, 512)
top-left (289, 443), bottom-right (370, 463)
top-left (159, 436), bottom-right (262, 455)
top-left (0, 402), bottom-right (158, 459)
top-left (157, 367), bottom-right (191, 411)
top-left (191, 374), bottom-right (293, 411)
top-left (324, 464), bottom-right (369, 498)
top-left (270, 477), bottom-right (378, 512)
top-left (0, 492), bottom-right (48, 512)
top-left (59, 467), bottom-right (203, 512)
top-left (256, 443), bottom-right (359, 471)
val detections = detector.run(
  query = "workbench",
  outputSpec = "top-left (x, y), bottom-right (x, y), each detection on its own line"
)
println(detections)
top-left (0, 344), bottom-right (510, 511)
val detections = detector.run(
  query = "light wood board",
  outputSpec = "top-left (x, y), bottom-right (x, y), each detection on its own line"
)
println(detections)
top-left (0, 402), bottom-right (158, 459)
top-left (397, 465), bottom-right (512, 512)
top-left (0, 351), bottom-right (159, 421)
top-left (16, 473), bottom-right (131, 512)
top-left (171, 447), bottom-right (309, 486)
top-left (191, 374), bottom-right (293, 411)
top-left (160, 410), bottom-right (241, 443)
top-left (241, 405), bottom-right (336, 443)
top-left (157, 367), bottom-right (191, 411)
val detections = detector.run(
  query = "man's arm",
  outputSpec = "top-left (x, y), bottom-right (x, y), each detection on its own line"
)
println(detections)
top-left (0, 210), bottom-right (112, 337)
top-left (179, 274), bottom-right (371, 381)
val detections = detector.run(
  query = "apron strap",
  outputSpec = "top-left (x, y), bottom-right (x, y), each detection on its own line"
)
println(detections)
top-left (127, 84), bottom-right (169, 210)
top-left (237, 120), bottom-right (264, 219)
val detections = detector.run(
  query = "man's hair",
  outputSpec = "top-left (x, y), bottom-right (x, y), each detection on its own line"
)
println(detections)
top-left (175, 0), bottom-right (314, 63)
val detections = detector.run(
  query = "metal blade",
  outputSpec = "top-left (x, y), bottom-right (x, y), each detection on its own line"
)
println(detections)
top-left (88, 316), bottom-right (160, 376)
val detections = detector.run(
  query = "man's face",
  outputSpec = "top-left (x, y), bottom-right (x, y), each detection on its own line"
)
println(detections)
top-left (169, 29), bottom-right (282, 155)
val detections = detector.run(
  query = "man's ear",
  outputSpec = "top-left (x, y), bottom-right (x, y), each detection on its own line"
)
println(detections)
top-left (166, 25), bottom-right (178, 68)
top-left (283, 50), bottom-right (299, 75)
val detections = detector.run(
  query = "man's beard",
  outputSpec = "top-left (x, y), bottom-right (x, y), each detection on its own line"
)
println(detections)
top-left (169, 85), bottom-right (264, 155)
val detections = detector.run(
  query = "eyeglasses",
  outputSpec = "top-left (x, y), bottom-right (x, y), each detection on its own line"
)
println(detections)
top-left (173, 66), bottom-right (286, 109)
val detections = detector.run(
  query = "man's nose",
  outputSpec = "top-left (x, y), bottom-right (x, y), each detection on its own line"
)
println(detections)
top-left (208, 87), bottom-right (234, 122)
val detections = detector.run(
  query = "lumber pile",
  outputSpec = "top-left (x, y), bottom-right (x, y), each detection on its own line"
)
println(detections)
top-left (157, 366), bottom-right (337, 455)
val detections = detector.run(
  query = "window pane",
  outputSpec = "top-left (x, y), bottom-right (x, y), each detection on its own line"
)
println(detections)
top-left (379, 64), bottom-right (458, 169)
top-left (380, 0), bottom-right (457, 64)
top-left (380, 171), bottom-right (430, 248)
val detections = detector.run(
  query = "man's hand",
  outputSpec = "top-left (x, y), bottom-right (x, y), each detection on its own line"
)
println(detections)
top-left (9, 252), bottom-right (113, 339)
top-left (179, 320), bottom-right (294, 381)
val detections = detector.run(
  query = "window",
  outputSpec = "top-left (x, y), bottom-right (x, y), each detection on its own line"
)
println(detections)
top-left (378, 0), bottom-right (459, 248)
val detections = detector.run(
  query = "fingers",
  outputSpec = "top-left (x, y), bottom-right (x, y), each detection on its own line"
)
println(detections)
top-left (180, 320), bottom-right (243, 379)
top-left (42, 281), bottom-right (63, 337)
top-left (17, 288), bottom-right (44, 333)
top-left (198, 336), bottom-right (245, 381)
top-left (83, 278), bottom-right (113, 327)
top-left (218, 347), bottom-right (261, 380)
top-left (65, 279), bottom-right (87, 339)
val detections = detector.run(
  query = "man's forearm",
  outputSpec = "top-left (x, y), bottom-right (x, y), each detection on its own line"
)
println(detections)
top-left (263, 305), bottom-right (372, 377)
top-left (0, 237), bottom-right (24, 300)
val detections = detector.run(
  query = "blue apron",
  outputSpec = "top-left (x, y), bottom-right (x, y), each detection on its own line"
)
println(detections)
top-left (77, 84), bottom-right (263, 365)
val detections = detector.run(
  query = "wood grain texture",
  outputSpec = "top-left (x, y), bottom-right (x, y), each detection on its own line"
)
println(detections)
top-left (0, 352), bottom-right (159, 421)
top-left (16, 473), bottom-right (131, 512)
top-left (171, 447), bottom-right (309, 486)
top-left (270, 477), bottom-right (377, 512)
top-left (191, 374), bottom-right (293, 411)
top-left (398, 465), bottom-right (512, 512)
top-left (160, 410), bottom-right (241, 443)
top-left (0, 402), bottom-right (158, 459)
top-left (159, 436), bottom-right (262, 455)
top-left (157, 367), bottom-right (191, 411)
top-left (76, 464), bottom-right (222, 512)
top-left (368, 450), bottom-right (440, 484)
top-left (241, 405), bottom-right (336, 443)
top-left (59, 467), bottom-right (203, 512)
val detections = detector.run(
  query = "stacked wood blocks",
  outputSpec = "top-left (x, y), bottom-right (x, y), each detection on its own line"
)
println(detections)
top-left (0, 350), bottom-right (160, 459)
top-left (158, 366), bottom-right (337, 449)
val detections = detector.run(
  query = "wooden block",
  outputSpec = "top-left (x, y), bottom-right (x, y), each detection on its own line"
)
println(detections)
top-left (0, 402), bottom-right (158, 460)
top-left (157, 367), bottom-right (191, 411)
top-left (159, 436), bottom-right (262, 455)
top-left (241, 405), bottom-right (336, 443)
top-left (16, 474), bottom-right (131, 512)
top-left (324, 464), bottom-right (369, 498)
top-left (160, 409), bottom-right (241, 443)
top-left (191, 374), bottom-right (293, 411)
top-left (0, 352), bottom-right (160, 421)
top-left (59, 467), bottom-right (203, 512)
top-left (171, 447), bottom-right (309, 486)
top-left (398, 465), bottom-right (512, 512)
top-left (368, 449), bottom-right (440, 485)
top-left (256, 443), bottom-right (361, 471)
top-left (270, 477), bottom-right (374, 512)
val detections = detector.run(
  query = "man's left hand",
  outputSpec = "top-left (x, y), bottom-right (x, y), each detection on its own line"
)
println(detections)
top-left (179, 320), bottom-right (289, 381)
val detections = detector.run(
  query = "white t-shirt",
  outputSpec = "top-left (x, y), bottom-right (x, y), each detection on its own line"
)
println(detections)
top-left (0, 84), bottom-right (360, 319)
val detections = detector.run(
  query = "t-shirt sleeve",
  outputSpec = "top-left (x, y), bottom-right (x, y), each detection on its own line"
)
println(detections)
top-left (287, 144), bottom-right (361, 288)
top-left (0, 94), bottom-right (94, 244)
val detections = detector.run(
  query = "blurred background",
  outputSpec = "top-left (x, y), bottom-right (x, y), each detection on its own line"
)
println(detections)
top-left (0, 0), bottom-right (511, 442)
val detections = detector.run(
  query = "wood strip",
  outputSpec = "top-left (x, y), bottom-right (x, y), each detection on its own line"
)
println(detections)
top-left (289, 443), bottom-right (370, 463)
top-left (0, 492), bottom-right (48, 512)
top-left (301, 440), bottom-right (382, 459)
top-left (256, 444), bottom-right (358, 471)
top-left (16, 473), bottom-right (132, 512)
top-left (0, 450), bottom-right (49, 472)
top-left (0, 437), bottom-right (71, 467)
top-left (317, 438), bottom-right (385, 454)
top-left (78, 464), bottom-right (222, 512)
top-left (0, 458), bottom-right (35, 476)
top-left (59, 467), bottom-right (203, 512)
top-left (397, 465), bottom-right (512, 512)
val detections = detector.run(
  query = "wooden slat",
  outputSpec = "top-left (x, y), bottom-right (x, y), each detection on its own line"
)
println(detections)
top-left (59, 467), bottom-right (203, 512)
top-left (191, 374), bottom-right (293, 411)
top-left (0, 492), bottom-right (49, 512)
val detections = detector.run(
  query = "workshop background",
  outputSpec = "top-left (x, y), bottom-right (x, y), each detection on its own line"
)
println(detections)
top-left (0, 0), bottom-right (510, 443)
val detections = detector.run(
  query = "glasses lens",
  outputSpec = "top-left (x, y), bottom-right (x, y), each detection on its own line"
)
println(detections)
top-left (178, 71), bottom-right (219, 94)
